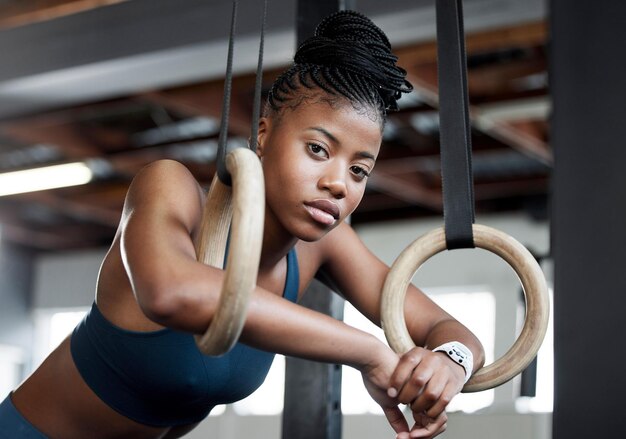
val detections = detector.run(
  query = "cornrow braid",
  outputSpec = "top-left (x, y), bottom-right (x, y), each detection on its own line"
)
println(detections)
top-left (265, 10), bottom-right (412, 124)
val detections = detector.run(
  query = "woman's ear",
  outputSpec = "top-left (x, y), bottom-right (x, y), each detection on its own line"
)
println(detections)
top-left (256, 117), bottom-right (270, 158)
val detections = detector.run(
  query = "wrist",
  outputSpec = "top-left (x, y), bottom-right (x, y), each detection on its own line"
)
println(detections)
top-left (432, 341), bottom-right (474, 383)
top-left (358, 336), bottom-right (395, 376)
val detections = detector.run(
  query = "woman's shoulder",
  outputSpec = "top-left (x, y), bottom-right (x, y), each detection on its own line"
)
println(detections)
top-left (122, 159), bottom-right (205, 223)
top-left (128, 159), bottom-right (202, 197)
top-left (132, 159), bottom-right (198, 186)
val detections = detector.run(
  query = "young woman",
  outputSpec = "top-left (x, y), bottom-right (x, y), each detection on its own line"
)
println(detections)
top-left (1, 10), bottom-right (484, 439)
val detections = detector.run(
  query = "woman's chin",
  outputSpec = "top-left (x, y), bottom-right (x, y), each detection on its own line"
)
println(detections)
top-left (293, 222), bottom-right (337, 242)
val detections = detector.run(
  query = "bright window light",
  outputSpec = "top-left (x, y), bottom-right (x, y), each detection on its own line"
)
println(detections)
top-left (232, 355), bottom-right (285, 415)
top-left (0, 162), bottom-right (93, 197)
top-left (33, 308), bottom-right (88, 369)
top-left (0, 345), bottom-right (24, 400)
top-left (208, 405), bottom-right (226, 416)
top-left (342, 300), bottom-right (388, 415)
top-left (516, 288), bottom-right (554, 413)
top-left (49, 310), bottom-right (89, 349)
top-left (342, 288), bottom-right (495, 415)
top-left (429, 289), bottom-right (495, 413)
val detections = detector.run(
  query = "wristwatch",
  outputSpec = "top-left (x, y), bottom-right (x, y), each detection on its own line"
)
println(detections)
top-left (433, 341), bottom-right (474, 383)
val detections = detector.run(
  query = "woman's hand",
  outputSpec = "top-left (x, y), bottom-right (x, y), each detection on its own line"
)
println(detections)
top-left (387, 346), bottom-right (465, 438)
top-left (360, 346), bottom-right (410, 437)
top-left (403, 410), bottom-right (448, 439)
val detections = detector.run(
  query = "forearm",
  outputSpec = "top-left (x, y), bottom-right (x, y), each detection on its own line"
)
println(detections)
top-left (146, 266), bottom-right (386, 371)
top-left (398, 283), bottom-right (486, 374)
top-left (241, 288), bottom-right (386, 370)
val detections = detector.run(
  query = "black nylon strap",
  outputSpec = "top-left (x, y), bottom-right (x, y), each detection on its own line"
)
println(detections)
top-left (249, 0), bottom-right (267, 153)
top-left (216, 0), bottom-right (267, 183)
top-left (436, 0), bottom-right (475, 249)
top-left (216, 0), bottom-right (238, 185)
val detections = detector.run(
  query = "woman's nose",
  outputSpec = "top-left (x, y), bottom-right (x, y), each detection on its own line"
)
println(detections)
top-left (318, 164), bottom-right (347, 199)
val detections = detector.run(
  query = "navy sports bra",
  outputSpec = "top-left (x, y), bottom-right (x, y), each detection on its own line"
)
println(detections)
top-left (70, 248), bottom-right (299, 427)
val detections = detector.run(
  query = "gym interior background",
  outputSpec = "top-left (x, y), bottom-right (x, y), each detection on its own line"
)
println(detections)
top-left (1, 0), bottom-right (624, 438)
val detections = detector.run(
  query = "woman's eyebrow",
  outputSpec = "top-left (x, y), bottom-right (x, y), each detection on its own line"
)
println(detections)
top-left (307, 126), bottom-right (376, 161)
top-left (357, 151), bottom-right (376, 161)
top-left (307, 126), bottom-right (339, 144)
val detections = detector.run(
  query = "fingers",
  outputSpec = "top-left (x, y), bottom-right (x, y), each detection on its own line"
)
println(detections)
top-left (389, 347), bottom-right (466, 419)
top-left (422, 383), bottom-right (456, 419)
top-left (382, 406), bottom-right (410, 436)
top-left (408, 411), bottom-right (448, 439)
top-left (397, 360), bottom-right (438, 405)
top-left (389, 348), bottom-right (444, 405)
top-left (388, 347), bottom-right (426, 399)
top-left (409, 371), bottom-right (447, 416)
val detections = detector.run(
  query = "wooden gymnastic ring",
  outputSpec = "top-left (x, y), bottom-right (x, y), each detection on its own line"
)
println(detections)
top-left (193, 147), bottom-right (264, 356)
top-left (381, 224), bottom-right (550, 392)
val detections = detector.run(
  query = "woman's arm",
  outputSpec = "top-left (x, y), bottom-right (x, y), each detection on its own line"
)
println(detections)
top-left (119, 160), bottom-right (411, 435)
top-left (319, 223), bottom-right (485, 363)
top-left (319, 222), bottom-right (486, 438)
top-left (121, 160), bottom-right (378, 365)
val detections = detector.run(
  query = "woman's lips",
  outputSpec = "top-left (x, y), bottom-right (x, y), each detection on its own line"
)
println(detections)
top-left (304, 199), bottom-right (340, 226)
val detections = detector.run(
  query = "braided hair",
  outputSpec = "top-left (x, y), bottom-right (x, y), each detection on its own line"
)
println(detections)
top-left (265, 10), bottom-right (413, 126)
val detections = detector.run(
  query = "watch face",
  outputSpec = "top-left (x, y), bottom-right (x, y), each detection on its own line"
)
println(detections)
top-left (434, 342), bottom-right (473, 382)
top-left (450, 346), bottom-right (467, 362)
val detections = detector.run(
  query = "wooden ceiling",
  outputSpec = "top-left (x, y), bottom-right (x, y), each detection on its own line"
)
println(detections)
top-left (0, 1), bottom-right (550, 252)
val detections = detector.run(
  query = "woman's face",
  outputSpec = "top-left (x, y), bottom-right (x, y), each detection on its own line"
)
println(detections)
top-left (257, 97), bottom-right (383, 242)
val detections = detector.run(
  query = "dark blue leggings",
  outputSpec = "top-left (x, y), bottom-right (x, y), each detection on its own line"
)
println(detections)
top-left (0, 393), bottom-right (48, 438)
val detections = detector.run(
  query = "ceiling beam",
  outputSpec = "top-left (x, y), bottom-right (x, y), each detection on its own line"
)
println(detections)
top-left (395, 20), bottom-right (547, 66)
top-left (406, 71), bottom-right (553, 165)
top-left (0, 3), bottom-right (545, 119)
top-left (0, 222), bottom-right (79, 250)
top-left (473, 176), bottom-right (548, 199)
top-left (468, 57), bottom-right (547, 98)
top-left (354, 193), bottom-right (417, 213)
top-left (0, 0), bottom-right (129, 30)
top-left (0, 208), bottom-right (110, 250)
top-left (138, 88), bottom-right (256, 137)
top-left (135, 68), bottom-right (277, 139)
top-left (0, 119), bottom-right (102, 158)
top-left (18, 192), bottom-right (121, 227)
top-left (395, 20), bottom-right (551, 165)
top-left (368, 170), bottom-right (442, 211)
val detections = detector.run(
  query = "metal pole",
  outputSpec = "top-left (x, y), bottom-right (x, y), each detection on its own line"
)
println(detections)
top-left (551, 0), bottom-right (626, 436)
top-left (281, 278), bottom-right (345, 439)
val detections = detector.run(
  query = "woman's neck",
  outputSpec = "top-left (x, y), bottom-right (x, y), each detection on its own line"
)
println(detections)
top-left (260, 207), bottom-right (298, 271)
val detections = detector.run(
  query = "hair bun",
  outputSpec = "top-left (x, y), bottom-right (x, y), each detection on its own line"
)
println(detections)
top-left (294, 10), bottom-right (412, 111)
top-left (315, 9), bottom-right (391, 49)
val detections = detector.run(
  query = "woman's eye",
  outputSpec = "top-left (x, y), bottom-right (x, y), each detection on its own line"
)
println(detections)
top-left (351, 165), bottom-right (370, 179)
top-left (307, 143), bottom-right (328, 158)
